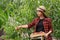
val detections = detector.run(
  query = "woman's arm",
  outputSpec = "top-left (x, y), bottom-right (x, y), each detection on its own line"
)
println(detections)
top-left (15, 24), bottom-right (28, 30)
top-left (45, 30), bottom-right (52, 37)
top-left (45, 18), bottom-right (53, 37)
top-left (47, 30), bottom-right (52, 35)
top-left (15, 18), bottom-right (36, 30)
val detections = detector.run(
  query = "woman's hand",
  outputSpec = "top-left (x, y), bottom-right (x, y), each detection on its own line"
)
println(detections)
top-left (44, 30), bottom-right (52, 38)
top-left (44, 33), bottom-right (49, 38)
top-left (15, 25), bottom-right (28, 30)
top-left (15, 26), bottom-right (21, 30)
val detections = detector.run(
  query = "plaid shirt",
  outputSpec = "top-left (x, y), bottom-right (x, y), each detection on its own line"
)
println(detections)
top-left (28, 17), bottom-right (53, 40)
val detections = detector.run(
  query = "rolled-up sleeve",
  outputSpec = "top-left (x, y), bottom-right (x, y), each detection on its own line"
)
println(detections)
top-left (28, 18), bottom-right (35, 29)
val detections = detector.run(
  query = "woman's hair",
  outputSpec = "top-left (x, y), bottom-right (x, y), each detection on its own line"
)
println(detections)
top-left (42, 12), bottom-right (48, 18)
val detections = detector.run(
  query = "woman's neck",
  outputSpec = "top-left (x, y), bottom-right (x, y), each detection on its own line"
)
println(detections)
top-left (39, 16), bottom-right (45, 19)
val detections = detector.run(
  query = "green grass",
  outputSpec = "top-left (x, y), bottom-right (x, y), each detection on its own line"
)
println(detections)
top-left (0, 0), bottom-right (60, 40)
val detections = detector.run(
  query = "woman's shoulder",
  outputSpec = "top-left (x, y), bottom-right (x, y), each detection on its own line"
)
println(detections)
top-left (45, 18), bottom-right (52, 22)
top-left (34, 17), bottom-right (51, 20)
top-left (33, 17), bottom-right (52, 22)
top-left (45, 18), bottom-right (52, 20)
top-left (33, 17), bottom-right (40, 20)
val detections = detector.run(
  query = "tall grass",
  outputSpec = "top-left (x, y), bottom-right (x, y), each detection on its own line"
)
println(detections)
top-left (0, 0), bottom-right (60, 40)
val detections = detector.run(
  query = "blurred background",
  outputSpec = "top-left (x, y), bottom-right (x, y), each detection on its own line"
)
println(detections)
top-left (0, 0), bottom-right (60, 40)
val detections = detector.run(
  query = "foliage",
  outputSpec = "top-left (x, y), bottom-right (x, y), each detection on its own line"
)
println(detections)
top-left (0, 0), bottom-right (60, 40)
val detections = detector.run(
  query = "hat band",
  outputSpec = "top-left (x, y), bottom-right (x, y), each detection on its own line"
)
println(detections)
top-left (39, 8), bottom-right (45, 12)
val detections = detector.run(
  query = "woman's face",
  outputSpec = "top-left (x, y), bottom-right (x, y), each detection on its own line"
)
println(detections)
top-left (37, 10), bottom-right (43, 17)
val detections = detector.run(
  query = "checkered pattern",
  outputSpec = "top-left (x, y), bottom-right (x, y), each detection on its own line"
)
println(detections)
top-left (28, 17), bottom-right (53, 40)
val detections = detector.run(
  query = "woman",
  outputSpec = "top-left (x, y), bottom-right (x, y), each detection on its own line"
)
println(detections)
top-left (15, 6), bottom-right (53, 40)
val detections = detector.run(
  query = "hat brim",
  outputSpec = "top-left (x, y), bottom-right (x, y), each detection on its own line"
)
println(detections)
top-left (36, 8), bottom-right (45, 12)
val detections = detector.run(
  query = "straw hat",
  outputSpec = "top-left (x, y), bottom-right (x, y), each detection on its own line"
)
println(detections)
top-left (37, 6), bottom-right (46, 12)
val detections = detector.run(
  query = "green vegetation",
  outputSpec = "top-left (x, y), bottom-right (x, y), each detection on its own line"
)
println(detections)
top-left (0, 0), bottom-right (60, 40)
